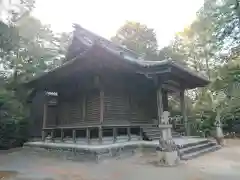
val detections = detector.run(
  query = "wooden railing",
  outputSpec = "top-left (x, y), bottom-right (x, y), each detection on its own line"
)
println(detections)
top-left (42, 124), bottom-right (158, 144)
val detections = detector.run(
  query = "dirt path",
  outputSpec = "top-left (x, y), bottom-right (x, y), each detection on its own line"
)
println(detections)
top-left (1, 140), bottom-right (240, 180)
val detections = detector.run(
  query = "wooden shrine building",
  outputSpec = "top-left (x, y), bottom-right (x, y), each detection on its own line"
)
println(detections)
top-left (26, 24), bottom-right (209, 144)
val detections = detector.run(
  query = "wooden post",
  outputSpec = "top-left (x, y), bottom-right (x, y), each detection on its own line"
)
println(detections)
top-left (60, 129), bottom-right (64, 142)
top-left (139, 127), bottom-right (143, 140)
top-left (82, 95), bottom-right (86, 121)
top-left (180, 89), bottom-right (189, 136)
top-left (86, 128), bottom-right (90, 144)
top-left (162, 90), bottom-right (168, 111)
top-left (127, 127), bottom-right (131, 141)
top-left (42, 95), bottom-right (48, 141)
top-left (156, 84), bottom-right (163, 125)
top-left (113, 127), bottom-right (117, 143)
top-left (42, 99), bottom-right (48, 131)
top-left (72, 129), bottom-right (76, 143)
top-left (98, 126), bottom-right (103, 144)
top-left (99, 89), bottom-right (104, 144)
top-left (41, 130), bottom-right (46, 141)
top-left (51, 129), bottom-right (54, 142)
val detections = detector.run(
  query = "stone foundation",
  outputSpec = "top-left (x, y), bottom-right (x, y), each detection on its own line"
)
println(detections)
top-left (24, 137), bottom-right (217, 163)
top-left (24, 143), bottom-right (139, 163)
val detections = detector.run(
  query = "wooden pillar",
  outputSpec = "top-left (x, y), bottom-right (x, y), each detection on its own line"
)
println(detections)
top-left (98, 126), bottom-right (103, 143)
top-left (156, 84), bottom-right (163, 125)
top-left (86, 128), bottom-right (90, 144)
top-left (113, 127), bottom-right (117, 143)
top-left (51, 129), bottom-right (54, 142)
top-left (97, 76), bottom-right (104, 144)
top-left (127, 127), bottom-right (131, 141)
top-left (42, 95), bottom-right (48, 141)
top-left (60, 129), bottom-right (64, 142)
top-left (162, 90), bottom-right (168, 111)
top-left (180, 89), bottom-right (189, 136)
top-left (41, 130), bottom-right (46, 141)
top-left (72, 129), bottom-right (76, 143)
top-left (139, 127), bottom-right (143, 140)
top-left (42, 99), bottom-right (48, 128)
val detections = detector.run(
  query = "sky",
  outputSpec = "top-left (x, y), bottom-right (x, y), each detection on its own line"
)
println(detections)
top-left (33, 0), bottom-right (204, 48)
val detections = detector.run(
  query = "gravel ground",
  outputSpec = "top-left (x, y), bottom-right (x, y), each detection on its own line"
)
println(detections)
top-left (1, 139), bottom-right (240, 180)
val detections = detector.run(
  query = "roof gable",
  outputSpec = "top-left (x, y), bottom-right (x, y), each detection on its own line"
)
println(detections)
top-left (25, 24), bottom-right (210, 89)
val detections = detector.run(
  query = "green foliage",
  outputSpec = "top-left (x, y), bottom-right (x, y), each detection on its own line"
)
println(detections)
top-left (212, 51), bottom-right (240, 129)
top-left (0, 0), bottom-right (71, 149)
top-left (158, 46), bottom-right (187, 64)
top-left (111, 21), bottom-right (184, 62)
top-left (0, 81), bottom-right (29, 149)
top-left (163, 0), bottom-right (240, 134)
top-left (0, 119), bottom-right (29, 149)
top-left (0, 16), bottom-right (71, 82)
top-left (111, 21), bottom-right (159, 60)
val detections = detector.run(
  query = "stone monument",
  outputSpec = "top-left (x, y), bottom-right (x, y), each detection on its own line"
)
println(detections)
top-left (215, 110), bottom-right (224, 146)
top-left (156, 111), bottom-right (180, 166)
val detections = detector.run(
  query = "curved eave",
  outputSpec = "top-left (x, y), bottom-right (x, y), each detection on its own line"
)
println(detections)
top-left (169, 61), bottom-right (210, 85)
top-left (137, 60), bottom-right (210, 89)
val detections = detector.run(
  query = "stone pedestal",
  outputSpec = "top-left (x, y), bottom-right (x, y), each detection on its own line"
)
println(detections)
top-left (165, 151), bottom-right (179, 166)
top-left (157, 111), bottom-right (180, 166)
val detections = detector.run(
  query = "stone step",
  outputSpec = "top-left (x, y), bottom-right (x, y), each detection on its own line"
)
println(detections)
top-left (145, 131), bottom-right (181, 137)
top-left (178, 139), bottom-right (209, 149)
top-left (181, 144), bottom-right (221, 160)
top-left (180, 141), bottom-right (216, 155)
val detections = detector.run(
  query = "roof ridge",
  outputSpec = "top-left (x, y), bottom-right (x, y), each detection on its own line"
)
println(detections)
top-left (73, 23), bottom-right (142, 60)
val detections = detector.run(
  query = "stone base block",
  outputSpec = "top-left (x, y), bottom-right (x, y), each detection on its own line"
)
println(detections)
top-left (157, 151), bottom-right (179, 166)
top-left (165, 151), bottom-right (179, 166)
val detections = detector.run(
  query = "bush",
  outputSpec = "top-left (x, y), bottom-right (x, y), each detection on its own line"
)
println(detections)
top-left (0, 119), bottom-right (29, 150)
